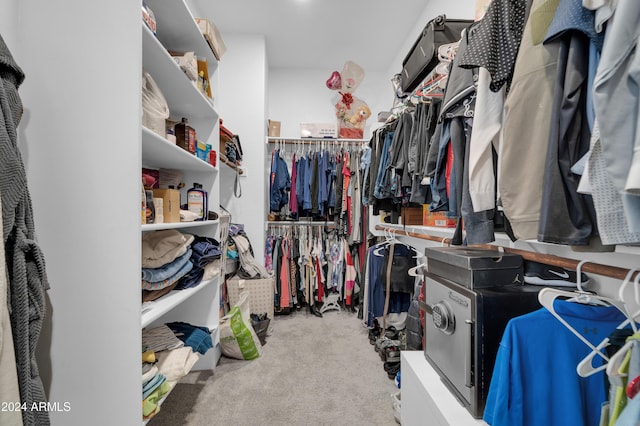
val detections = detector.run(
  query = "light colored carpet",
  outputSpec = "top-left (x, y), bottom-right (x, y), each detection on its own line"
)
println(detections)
top-left (148, 309), bottom-right (399, 426)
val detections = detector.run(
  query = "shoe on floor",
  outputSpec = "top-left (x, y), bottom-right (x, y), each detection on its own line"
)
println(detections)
top-left (385, 326), bottom-right (399, 340)
top-left (376, 336), bottom-right (400, 353)
top-left (384, 361), bottom-right (400, 379)
top-left (524, 260), bottom-right (590, 287)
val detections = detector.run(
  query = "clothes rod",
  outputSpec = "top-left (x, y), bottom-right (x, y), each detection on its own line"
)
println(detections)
top-left (218, 154), bottom-right (244, 175)
top-left (268, 221), bottom-right (335, 227)
top-left (267, 137), bottom-right (365, 144)
top-left (374, 225), bottom-right (634, 281)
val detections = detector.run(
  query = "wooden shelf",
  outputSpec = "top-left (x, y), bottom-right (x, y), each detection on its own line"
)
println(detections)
top-left (141, 275), bottom-right (220, 328)
top-left (141, 219), bottom-right (219, 232)
top-left (218, 153), bottom-right (244, 175)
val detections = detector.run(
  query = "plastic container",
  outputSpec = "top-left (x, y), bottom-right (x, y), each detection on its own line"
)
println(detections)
top-left (187, 183), bottom-right (208, 221)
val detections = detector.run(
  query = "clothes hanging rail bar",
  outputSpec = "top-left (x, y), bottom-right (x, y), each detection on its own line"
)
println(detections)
top-left (374, 225), bottom-right (635, 281)
top-left (218, 153), bottom-right (244, 175)
top-left (268, 221), bottom-right (336, 227)
top-left (267, 137), bottom-right (365, 144)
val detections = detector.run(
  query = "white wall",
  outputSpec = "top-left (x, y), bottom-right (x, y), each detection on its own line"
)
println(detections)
top-left (0, 0), bottom-right (19, 50)
top-left (218, 34), bottom-right (268, 264)
top-left (7, 1), bottom-right (141, 424)
top-left (268, 0), bottom-right (476, 140)
top-left (269, 68), bottom-right (392, 139)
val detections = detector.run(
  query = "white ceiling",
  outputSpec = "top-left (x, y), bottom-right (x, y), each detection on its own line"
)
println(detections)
top-left (205, 0), bottom-right (427, 72)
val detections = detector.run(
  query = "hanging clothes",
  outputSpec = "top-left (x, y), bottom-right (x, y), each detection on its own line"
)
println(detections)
top-left (343, 239), bottom-right (356, 306)
top-left (0, 195), bottom-right (23, 426)
top-left (537, 0), bottom-right (600, 245)
top-left (484, 301), bottom-right (628, 426)
top-left (269, 149), bottom-right (291, 214)
top-left (349, 151), bottom-right (362, 245)
top-left (496, 0), bottom-right (561, 240)
top-left (289, 153), bottom-right (298, 217)
top-left (592, 0), bottom-right (640, 234)
top-left (364, 241), bottom-right (417, 327)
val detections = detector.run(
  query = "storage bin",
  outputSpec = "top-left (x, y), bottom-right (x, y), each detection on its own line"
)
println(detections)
top-left (423, 206), bottom-right (457, 228)
top-left (226, 276), bottom-right (275, 320)
top-left (151, 188), bottom-right (181, 223)
top-left (400, 207), bottom-right (424, 225)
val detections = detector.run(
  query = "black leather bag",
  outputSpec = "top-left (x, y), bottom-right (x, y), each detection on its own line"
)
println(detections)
top-left (400, 15), bottom-right (473, 94)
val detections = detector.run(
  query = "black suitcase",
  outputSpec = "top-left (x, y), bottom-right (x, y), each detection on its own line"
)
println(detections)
top-left (400, 15), bottom-right (473, 94)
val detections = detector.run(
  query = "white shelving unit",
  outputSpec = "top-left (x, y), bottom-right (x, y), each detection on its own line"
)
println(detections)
top-left (142, 127), bottom-right (218, 172)
top-left (141, 0), bottom-right (223, 423)
top-left (141, 219), bottom-right (219, 232)
top-left (402, 352), bottom-right (488, 426)
top-left (141, 276), bottom-right (220, 328)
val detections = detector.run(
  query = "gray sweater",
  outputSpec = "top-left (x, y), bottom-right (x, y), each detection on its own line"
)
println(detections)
top-left (0, 34), bottom-right (50, 426)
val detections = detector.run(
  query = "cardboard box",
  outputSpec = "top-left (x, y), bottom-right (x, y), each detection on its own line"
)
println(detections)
top-left (401, 207), bottom-right (424, 225)
top-left (300, 122), bottom-right (338, 138)
top-left (226, 276), bottom-right (274, 319)
top-left (195, 18), bottom-right (227, 60)
top-left (423, 206), bottom-right (457, 228)
top-left (151, 189), bottom-right (181, 223)
top-left (268, 120), bottom-right (281, 137)
top-left (196, 140), bottom-right (209, 162)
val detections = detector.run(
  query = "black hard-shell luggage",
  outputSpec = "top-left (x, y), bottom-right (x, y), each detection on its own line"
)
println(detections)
top-left (400, 15), bottom-right (473, 94)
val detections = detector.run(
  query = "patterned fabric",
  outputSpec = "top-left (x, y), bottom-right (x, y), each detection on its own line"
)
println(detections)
top-left (344, 240), bottom-right (356, 306)
top-left (543, 0), bottom-right (604, 50)
top-left (458, 0), bottom-right (529, 92)
top-left (587, 123), bottom-right (640, 245)
top-left (264, 235), bottom-right (274, 273)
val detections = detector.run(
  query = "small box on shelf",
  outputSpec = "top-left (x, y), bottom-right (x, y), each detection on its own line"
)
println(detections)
top-left (300, 122), bottom-right (338, 138)
top-left (268, 120), bottom-right (281, 137)
top-left (423, 206), bottom-right (457, 228)
top-left (194, 18), bottom-right (226, 60)
top-left (400, 207), bottom-right (424, 226)
top-left (196, 140), bottom-right (209, 162)
top-left (152, 189), bottom-right (181, 223)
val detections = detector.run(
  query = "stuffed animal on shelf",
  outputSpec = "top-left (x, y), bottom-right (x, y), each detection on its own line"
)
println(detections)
top-left (326, 61), bottom-right (371, 139)
top-left (349, 105), bottom-right (371, 129)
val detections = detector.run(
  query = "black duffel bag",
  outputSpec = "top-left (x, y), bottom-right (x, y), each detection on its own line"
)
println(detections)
top-left (400, 15), bottom-right (473, 94)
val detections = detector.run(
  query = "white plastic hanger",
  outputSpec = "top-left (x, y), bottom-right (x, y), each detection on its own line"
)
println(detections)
top-left (539, 261), bottom-right (632, 369)
top-left (601, 271), bottom-right (640, 381)
top-left (567, 261), bottom-right (608, 306)
top-left (576, 268), bottom-right (640, 377)
top-left (408, 262), bottom-right (426, 277)
top-left (372, 229), bottom-right (392, 256)
top-left (539, 286), bottom-right (619, 364)
top-left (605, 332), bottom-right (640, 386)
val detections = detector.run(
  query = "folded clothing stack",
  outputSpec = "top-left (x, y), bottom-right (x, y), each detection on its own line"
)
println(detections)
top-left (141, 323), bottom-right (210, 421)
top-left (141, 231), bottom-right (222, 301)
